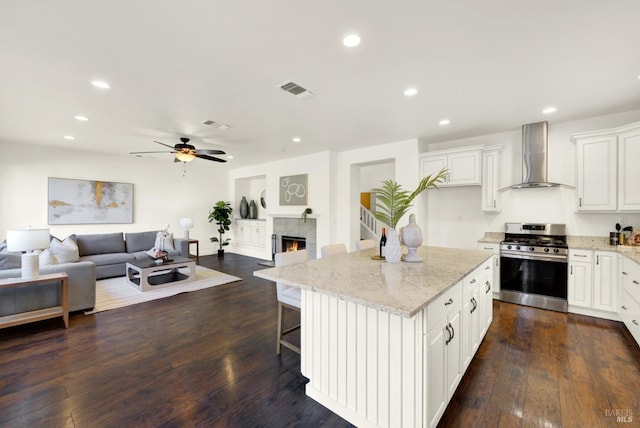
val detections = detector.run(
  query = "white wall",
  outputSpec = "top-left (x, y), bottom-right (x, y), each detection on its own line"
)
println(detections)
top-left (228, 151), bottom-right (333, 259)
top-left (0, 141), bottom-right (229, 255)
top-left (422, 109), bottom-right (640, 248)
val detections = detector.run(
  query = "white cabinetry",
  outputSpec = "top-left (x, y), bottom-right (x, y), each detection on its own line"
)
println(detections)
top-left (426, 282), bottom-right (462, 427)
top-left (572, 121), bottom-right (640, 212)
top-left (477, 243), bottom-right (500, 298)
top-left (620, 256), bottom-right (640, 345)
top-left (234, 219), bottom-right (266, 249)
top-left (568, 249), bottom-right (618, 319)
top-left (420, 146), bottom-right (481, 187)
top-left (481, 147), bottom-right (501, 212)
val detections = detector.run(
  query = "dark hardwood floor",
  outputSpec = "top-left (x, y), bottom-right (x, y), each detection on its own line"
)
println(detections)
top-left (0, 253), bottom-right (639, 427)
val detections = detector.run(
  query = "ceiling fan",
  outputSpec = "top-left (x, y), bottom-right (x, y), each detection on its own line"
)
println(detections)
top-left (129, 138), bottom-right (227, 163)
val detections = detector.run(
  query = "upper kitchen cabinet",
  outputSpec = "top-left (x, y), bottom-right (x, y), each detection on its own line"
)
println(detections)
top-left (481, 146), bottom-right (502, 212)
top-left (572, 121), bottom-right (640, 212)
top-left (420, 146), bottom-right (482, 187)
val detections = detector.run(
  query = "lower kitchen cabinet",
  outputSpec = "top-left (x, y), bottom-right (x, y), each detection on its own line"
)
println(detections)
top-left (620, 256), bottom-right (640, 345)
top-left (568, 249), bottom-right (618, 319)
top-left (234, 219), bottom-right (266, 249)
top-left (477, 242), bottom-right (501, 298)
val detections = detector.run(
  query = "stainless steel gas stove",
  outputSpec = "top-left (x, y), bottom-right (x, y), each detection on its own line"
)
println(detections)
top-left (500, 223), bottom-right (568, 312)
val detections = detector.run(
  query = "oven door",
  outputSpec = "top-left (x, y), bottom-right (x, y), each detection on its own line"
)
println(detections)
top-left (500, 255), bottom-right (568, 299)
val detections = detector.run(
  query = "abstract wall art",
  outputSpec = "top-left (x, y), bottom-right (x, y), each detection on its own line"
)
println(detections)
top-left (48, 177), bottom-right (133, 224)
top-left (279, 174), bottom-right (308, 206)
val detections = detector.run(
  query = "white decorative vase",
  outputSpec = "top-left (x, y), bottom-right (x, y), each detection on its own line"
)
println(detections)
top-left (385, 229), bottom-right (402, 263)
top-left (401, 214), bottom-right (423, 262)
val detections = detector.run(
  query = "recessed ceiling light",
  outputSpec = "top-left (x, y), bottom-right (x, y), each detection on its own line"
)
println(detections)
top-left (292, 137), bottom-right (302, 143)
top-left (226, 155), bottom-right (234, 160)
top-left (342, 34), bottom-right (361, 47)
top-left (74, 115), bottom-right (88, 121)
top-left (439, 119), bottom-right (451, 126)
top-left (404, 88), bottom-right (418, 97)
top-left (91, 80), bottom-right (110, 89)
top-left (64, 135), bottom-right (75, 140)
top-left (542, 106), bottom-right (557, 114)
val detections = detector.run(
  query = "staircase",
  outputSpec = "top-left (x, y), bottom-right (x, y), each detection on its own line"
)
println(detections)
top-left (360, 204), bottom-right (385, 241)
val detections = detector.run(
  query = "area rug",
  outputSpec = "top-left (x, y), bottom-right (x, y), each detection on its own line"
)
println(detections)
top-left (85, 266), bottom-right (241, 314)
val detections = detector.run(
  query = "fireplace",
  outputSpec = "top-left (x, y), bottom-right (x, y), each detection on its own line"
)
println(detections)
top-left (273, 216), bottom-right (317, 258)
top-left (282, 235), bottom-right (306, 252)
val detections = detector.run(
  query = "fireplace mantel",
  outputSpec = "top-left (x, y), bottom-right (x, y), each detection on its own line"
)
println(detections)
top-left (268, 213), bottom-right (320, 219)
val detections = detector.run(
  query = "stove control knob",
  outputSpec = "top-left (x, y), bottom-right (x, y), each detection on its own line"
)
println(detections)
top-left (553, 248), bottom-right (560, 254)
top-left (529, 247), bottom-right (535, 252)
top-left (506, 245), bottom-right (512, 250)
top-left (515, 246), bottom-right (521, 250)
top-left (543, 247), bottom-right (550, 253)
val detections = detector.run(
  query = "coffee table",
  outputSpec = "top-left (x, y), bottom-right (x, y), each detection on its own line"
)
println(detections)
top-left (126, 256), bottom-right (196, 292)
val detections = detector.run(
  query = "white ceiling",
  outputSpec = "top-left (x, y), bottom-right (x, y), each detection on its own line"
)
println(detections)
top-left (2, 1), bottom-right (640, 168)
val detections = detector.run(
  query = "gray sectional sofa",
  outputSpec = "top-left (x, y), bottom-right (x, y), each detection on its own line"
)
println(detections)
top-left (0, 231), bottom-right (189, 315)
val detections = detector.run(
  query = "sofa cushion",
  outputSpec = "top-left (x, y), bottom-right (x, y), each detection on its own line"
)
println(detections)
top-left (80, 252), bottom-right (135, 265)
top-left (76, 233), bottom-right (125, 256)
top-left (50, 236), bottom-right (80, 262)
top-left (154, 232), bottom-right (175, 251)
top-left (125, 231), bottom-right (158, 253)
top-left (39, 249), bottom-right (59, 266)
top-left (0, 252), bottom-right (21, 269)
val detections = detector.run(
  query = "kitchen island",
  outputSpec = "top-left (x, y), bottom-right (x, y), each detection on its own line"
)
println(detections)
top-left (255, 246), bottom-right (494, 428)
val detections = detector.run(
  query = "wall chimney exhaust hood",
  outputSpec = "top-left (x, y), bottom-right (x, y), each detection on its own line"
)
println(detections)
top-left (502, 121), bottom-right (571, 190)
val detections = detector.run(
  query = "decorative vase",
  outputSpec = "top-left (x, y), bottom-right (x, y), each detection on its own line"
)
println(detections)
top-left (385, 229), bottom-right (402, 263)
top-left (249, 200), bottom-right (258, 219)
top-left (240, 196), bottom-right (249, 219)
top-left (401, 214), bottom-right (423, 262)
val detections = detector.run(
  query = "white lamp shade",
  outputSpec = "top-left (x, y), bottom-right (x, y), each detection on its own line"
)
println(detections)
top-left (179, 218), bottom-right (193, 230)
top-left (7, 229), bottom-right (50, 252)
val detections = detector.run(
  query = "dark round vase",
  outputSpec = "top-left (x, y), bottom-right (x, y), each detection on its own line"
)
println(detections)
top-left (239, 196), bottom-right (249, 219)
top-left (249, 200), bottom-right (258, 219)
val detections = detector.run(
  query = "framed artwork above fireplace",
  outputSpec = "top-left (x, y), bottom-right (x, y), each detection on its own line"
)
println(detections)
top-left (279, 174), bottom-right (307, 206)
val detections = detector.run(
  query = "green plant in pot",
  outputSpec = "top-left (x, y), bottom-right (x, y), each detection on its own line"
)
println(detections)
top-left (208, 200), bottom-right (233, 256)
top-left (372, 168), bottom-right (447, 262)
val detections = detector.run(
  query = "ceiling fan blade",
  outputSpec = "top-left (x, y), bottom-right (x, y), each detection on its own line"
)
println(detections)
top-left (196, 154), bottom-right (227, 163)
top-left (153, 140), bottom-right (177, 149)
top-left (194, 149), bottom-right (226, 155)
top-left (174, 157), bottom-right (181, 163)
top-left (129, 150), bottom-right (175, 154)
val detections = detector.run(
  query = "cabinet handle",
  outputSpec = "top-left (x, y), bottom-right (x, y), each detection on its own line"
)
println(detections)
top-left (449, 323), bottom-right (455, 342)
top-left (485, 265), bottom-right (491, 270)
top-left (571, 266), bottom-right (573, 275)
top-left (596, 255), bottom-right (599, 265)
top-left (470, 278), bottom-right (477, 284)
top-left (579, 197), bottom-right (582, 207)
top-left (575, 254), bottom-right (587, 258)
top-left (621, 305), bottom-right (628, 311)
top-left (471, 298), bottom-right (477, 313)
top-left (445, 325), bottom-right (452, 345)
top-left (633, 320), bottom-right (639, 326)
top-left (483, 247), bottom-right (492, 250)
top-left (496, 258), bottom-right (499, 267)
top-left (486, 281), bottom-right (491, 294)
top-left (622, 271), bottom-right (628, 276)
top-left (633, 280), bottom-right (640, 285)
top-left (493, 200), bottom-right (496, 208)
top-left (444, 298), bottom-right (453, 306)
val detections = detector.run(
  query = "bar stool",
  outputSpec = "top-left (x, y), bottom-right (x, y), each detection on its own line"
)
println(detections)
top-left (321, 243), bottom-right (347, 258)
top-left (275, 249), bottom-right (309, 355)
top-left (356, 239), bottom-right (376, 251)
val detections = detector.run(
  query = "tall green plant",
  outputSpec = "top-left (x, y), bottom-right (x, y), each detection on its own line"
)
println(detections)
top-left (373, 168), bottom-right (447, 229)
top-left (208, 200), bottom-right (233, 250)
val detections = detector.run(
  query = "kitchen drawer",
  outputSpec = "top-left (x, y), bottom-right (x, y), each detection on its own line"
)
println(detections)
top-left (620, 289), bottom-right (640, 345)
top-left (569, 249), bottom-right (593, 262)
top-left (477, 243), bottom-right (499, 253)
top-left (427, 281), bottom-right (462, 330)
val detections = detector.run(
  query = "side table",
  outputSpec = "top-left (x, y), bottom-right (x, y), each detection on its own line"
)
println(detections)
top-left (187, 239), bottom-right (199, 265)
top-left (0, 273), bottom-right (69, 329)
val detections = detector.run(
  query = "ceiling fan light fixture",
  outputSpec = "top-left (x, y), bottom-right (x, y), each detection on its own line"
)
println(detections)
top-left (175, 152), bottom-right (196, 162)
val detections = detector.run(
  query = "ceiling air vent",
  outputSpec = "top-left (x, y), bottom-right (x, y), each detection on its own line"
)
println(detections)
top-left (202, 120), bottom-right (215, 126)
top-left (279, 80), bottom-right (314, 99)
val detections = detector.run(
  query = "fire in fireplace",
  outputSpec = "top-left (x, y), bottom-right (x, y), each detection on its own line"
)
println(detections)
top-left (282, 235), bottom-right (306, 252)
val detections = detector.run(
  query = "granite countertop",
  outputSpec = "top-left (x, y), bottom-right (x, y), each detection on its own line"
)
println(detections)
top-left (566, 236), bottom-right (640, 264)
top-left (477, 232), bottom-right (504, 244)
top-left (254, 246), bottom-right (492, 318)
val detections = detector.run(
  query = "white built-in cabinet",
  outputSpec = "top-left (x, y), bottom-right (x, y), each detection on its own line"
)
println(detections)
top-left (234, 219), bottom-right (265, 249)
top-left (572, 121), bottom-right (640, 212)
top-left (477, 242), bottom-right (500, 298)
top-left (481, 147), bottom-right (501, 212)
top-left (620, 256), bottom-right (640, 345)
top-left (420, 146), bottom-right (482, 187)
top-left (568, 249), bottom-right (618, 318)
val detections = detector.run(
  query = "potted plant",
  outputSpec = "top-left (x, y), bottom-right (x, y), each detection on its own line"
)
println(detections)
top-left (372, 168), bottom-right (447, 262)
top-left (208, 200), bottom-right (233, 256)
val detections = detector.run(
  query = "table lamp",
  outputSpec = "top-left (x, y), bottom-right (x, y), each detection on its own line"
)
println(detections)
top-left (6, 228), bottom-right (51, 279)
top-left (179, 218), bottom-right (193, 240)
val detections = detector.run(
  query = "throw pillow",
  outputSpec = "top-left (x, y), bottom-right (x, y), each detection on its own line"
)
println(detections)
top-left (154, 232), bottom-right (174, 251)
top-left (0, 252), bottom-right (21, 269)
top-left (39, 249), bottom-right (59, 266)
top-left (50, 236), bottom-right (80, 263)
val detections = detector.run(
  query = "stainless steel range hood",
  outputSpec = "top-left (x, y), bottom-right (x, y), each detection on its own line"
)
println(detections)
top-left (504, 121), bottom-right (566, 190)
